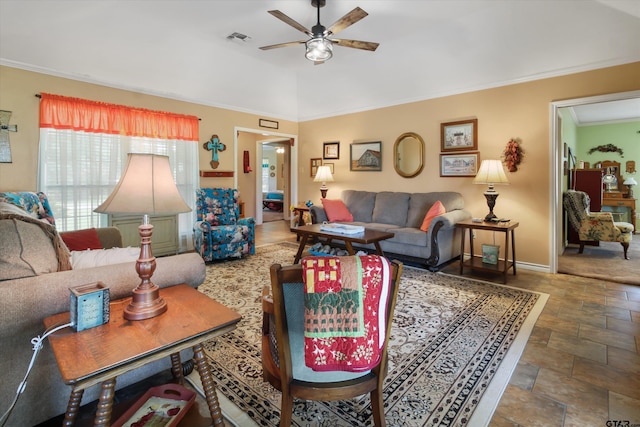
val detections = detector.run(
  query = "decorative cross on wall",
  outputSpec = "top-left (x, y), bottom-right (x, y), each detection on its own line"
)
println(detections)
top-left (0, 110), bottom-right (18, 163)
top-left (203, 134), bottom-right (226, 169)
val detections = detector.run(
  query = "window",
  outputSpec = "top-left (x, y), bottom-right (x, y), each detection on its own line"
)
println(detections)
top-left (37, 93), bottom-right (199, 251)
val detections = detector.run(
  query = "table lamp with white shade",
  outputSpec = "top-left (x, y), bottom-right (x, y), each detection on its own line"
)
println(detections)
top-left (623, 177), bottom-right (637, 198)
top-left (314, 165), bottom-right (334, 198)
top-left (94, 153), bottom-right (191, 320)
top-left (472, 159), bottom-right (510, 221)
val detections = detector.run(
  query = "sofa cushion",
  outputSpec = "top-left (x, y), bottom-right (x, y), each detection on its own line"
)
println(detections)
top-left (60, 228), bottom-right (103, 251)
top-left (372, 192), bottom-right (410, 226)
top-left (342, 190), bottom-right (376, 223)
top-left (0, 218), bottom-right (59, 280)
top-left (420, 200), bottom-right (446, 231)
top-left (71, 247), bottom-right (140, 269)
top-left (322, 199), bottom-right (354, 222)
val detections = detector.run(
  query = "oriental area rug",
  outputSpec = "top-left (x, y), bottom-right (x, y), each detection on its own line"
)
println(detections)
top-left (195, 242), bottom-right (547, 427)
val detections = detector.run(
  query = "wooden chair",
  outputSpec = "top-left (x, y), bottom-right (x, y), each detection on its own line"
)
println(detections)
top-left (262, 257), bottom-right (403, 427)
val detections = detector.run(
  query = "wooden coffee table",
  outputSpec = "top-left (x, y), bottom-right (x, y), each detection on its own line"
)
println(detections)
top-left (290, 223), bottom-right (395, 263)
top-left (43, 284), bottom-right (242, 427)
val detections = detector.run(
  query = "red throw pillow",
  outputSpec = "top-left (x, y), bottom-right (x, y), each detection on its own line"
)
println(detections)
top-left (420, 201), bottom-right (446, 232)
top-left (322, 199), bottom-right (354, 222)
top-left (60, 228), bottom-right (103, 251)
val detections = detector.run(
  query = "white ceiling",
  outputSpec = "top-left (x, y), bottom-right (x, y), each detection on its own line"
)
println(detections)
top-left (1, 0), bottom-right (639, 122)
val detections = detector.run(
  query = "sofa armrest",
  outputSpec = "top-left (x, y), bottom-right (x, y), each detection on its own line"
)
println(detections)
top-left (0, 252), bottom-right (205, 339)
top-left (310, 206), bottom-right (328, 223)
top-left (429, 209), bottom-right (473, 232)
top-left (96, 226), bottom-right (123, 248)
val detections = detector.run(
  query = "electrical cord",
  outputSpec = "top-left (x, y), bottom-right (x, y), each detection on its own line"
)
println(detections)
top-left (0, 321), bottom-right (73, 427)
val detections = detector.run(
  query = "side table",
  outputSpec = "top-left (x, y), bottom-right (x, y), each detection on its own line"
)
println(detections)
top-left (456, 219), bottom-right (519, 284)
top-left (43, 284), bottom-right (242, 427)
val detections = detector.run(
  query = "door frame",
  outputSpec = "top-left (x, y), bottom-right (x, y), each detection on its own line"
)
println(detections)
top-left (234, 126), bottom-right (298, 225)
top-left (549, 90), bottom-right (640, 273)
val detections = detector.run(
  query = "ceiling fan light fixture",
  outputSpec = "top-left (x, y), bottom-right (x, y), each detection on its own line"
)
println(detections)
top-left (305, 37), bottom-right (332, 61)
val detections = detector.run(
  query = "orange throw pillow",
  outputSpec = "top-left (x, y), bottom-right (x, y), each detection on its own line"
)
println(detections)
top-left (420, 201), bottom-right (446, 232)
top-left (322, 199), bottom-right (354, 222)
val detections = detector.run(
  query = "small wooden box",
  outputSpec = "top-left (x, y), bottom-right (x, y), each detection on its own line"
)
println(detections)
top-left (69, 282), bottom-right (110, 332)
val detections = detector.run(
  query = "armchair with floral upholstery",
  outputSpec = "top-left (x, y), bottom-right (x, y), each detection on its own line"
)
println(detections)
top-left (563, 190), bottom-right (633, 259)
top-left (193, 188), bottom-right (255, 261)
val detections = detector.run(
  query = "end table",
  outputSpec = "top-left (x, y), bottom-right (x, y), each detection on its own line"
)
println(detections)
top-left (44, 284), bottom-right (241, 426)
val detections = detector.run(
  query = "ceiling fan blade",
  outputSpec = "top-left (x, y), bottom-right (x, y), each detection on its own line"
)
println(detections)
top-left (268, 10), bottom-right (312, 36)
top-left (327, 7), bottom-right (368, 35)
top-left (259, 40), bottom-right (306, 50)
top-left (332, 38), bottom-right (379, 51)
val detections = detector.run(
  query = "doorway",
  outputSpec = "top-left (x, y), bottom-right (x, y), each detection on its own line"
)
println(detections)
top-left (549, 90), bottom-right (640, 273)
top-left (233, 127), bottom-right (298, 225)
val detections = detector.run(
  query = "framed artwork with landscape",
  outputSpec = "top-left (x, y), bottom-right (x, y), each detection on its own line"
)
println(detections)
top-left (440, 152), bottom-right (480, 177)
top-left (441, 119), bottom-right (478, 152)
top-left (350, 141), bottom-right (382, 171)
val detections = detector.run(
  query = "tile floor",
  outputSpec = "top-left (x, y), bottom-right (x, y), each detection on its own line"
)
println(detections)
top-left (258, 220), bottom-right (640, 427)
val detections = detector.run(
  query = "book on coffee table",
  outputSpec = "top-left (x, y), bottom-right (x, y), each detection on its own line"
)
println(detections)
top-left (319, 223), bottom-right (365, 235)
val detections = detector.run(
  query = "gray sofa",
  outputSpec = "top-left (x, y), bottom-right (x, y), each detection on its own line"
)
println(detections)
top-left (0, 211), bottom-right (206, 426)
top-left (310, 190), bottom-right (472, 270)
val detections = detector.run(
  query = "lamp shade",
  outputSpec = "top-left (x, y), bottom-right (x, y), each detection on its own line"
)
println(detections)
top-left (472, 160), bottom-right (510, 186)
top-left (314, 165), bottom-right (334, 183)
top-left (623, 177), bottom-right (637, 186)
top-left (94, 153), bottom-right (190, 215)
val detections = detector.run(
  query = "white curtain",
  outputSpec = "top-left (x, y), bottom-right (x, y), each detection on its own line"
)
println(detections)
top-left (38, 129), bottom-right (198, 252)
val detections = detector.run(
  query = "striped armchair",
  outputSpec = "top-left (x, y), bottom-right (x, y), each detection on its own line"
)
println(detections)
top-left (193, 188), bottom-right (255, 261)
top-left (563, 190), bottom-right (633, 259)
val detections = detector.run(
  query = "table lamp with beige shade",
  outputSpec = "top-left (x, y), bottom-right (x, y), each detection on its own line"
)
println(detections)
top-left (94, 153), bottom-right (191, 320)
top-left (314, 165), bottom-right (334, 199)
top-left (472, 159), bottom-right (510, 222)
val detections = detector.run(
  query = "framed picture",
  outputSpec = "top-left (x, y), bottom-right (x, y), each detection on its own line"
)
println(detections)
top-left (323, 162), bottom-right (335, 174)
top-left (350, 141), bottom-right (382, 171)
top-left (441, 119), bottom-right (478, 152)
top-left (323, 142), bottom-right (340, 159)
top-left (310, 158), bottom-right (322, 177)
top-left (440, 151), bottom-right (480, 177)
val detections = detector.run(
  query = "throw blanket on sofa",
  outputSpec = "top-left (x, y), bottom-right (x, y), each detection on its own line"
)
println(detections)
top-left (563, 190), bottom-right (590, 232)
top-left (0, 201), bottom-right (72, 272)
top-left (302, 255), bottom-right (391, 372)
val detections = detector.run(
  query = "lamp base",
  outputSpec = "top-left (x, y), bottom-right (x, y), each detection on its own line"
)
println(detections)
top-left (320, 188), bottom-right (328, 198)
top-left (124, 286), bottom-right (167, 320)
top-left (123, 219), bottom-right (168, 321)
top-left (483, 191), bottom-right (499, 222)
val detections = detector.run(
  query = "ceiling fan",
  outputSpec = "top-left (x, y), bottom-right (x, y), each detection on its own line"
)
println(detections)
top-left (259, 0), bottom-right (379, 63)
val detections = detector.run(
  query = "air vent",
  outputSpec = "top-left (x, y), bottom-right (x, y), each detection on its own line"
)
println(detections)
top-left (226, 32), bottom-right (251, 42)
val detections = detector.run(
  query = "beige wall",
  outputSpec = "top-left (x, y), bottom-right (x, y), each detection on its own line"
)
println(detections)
top-left (0, 66), bottom-right (298, 220)
top-left (2, 63), bottom-right (639, 268)
top-left (297, 62), bottom-right (640, 267)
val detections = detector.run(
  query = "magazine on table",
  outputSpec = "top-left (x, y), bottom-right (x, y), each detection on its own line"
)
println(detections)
top-left (319, 222), bottom-right (365, 235)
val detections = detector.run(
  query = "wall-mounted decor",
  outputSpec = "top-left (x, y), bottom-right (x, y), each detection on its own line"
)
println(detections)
top-left (323, 162), bottom-right (335, 174)
top-left (626, 160), bottom-right (636, 174)
top-left (502, 138), bottom-right (524, 172)
top-left (310, 158), bottom-right (322, 177)
top-left (350, 141), bottom-right (382, 171)
top-left (588, 143), bottom-right (624, 157)
top-left (441, 119), bottom-right (478, 152)
top-left (323, 141), bottom-right (340, 159)
top-left (243, 150), bottom-right (252, 173)
top-left (0, 110), bottom-right (18, 163)
top-left (259, 119), bottom-right (279, 129)
top-left (203, 134), bottom-right (226, 169)
top-left (440, 151), bottom-right (480, 177)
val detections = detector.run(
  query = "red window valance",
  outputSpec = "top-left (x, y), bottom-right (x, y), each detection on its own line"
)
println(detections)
top-left (39, 93), bottom-right (199, 141)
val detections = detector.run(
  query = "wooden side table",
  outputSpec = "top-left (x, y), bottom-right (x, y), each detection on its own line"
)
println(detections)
top-left (291, 204), bottom-right (311, 227)
top-left (43, 285), bottom-right (242, 427)
top-left (456, 219), bottom-right (519, 284)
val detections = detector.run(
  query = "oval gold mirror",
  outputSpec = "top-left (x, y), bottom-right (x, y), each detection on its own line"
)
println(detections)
top-left (393, 132), bottom-right (424, 178)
